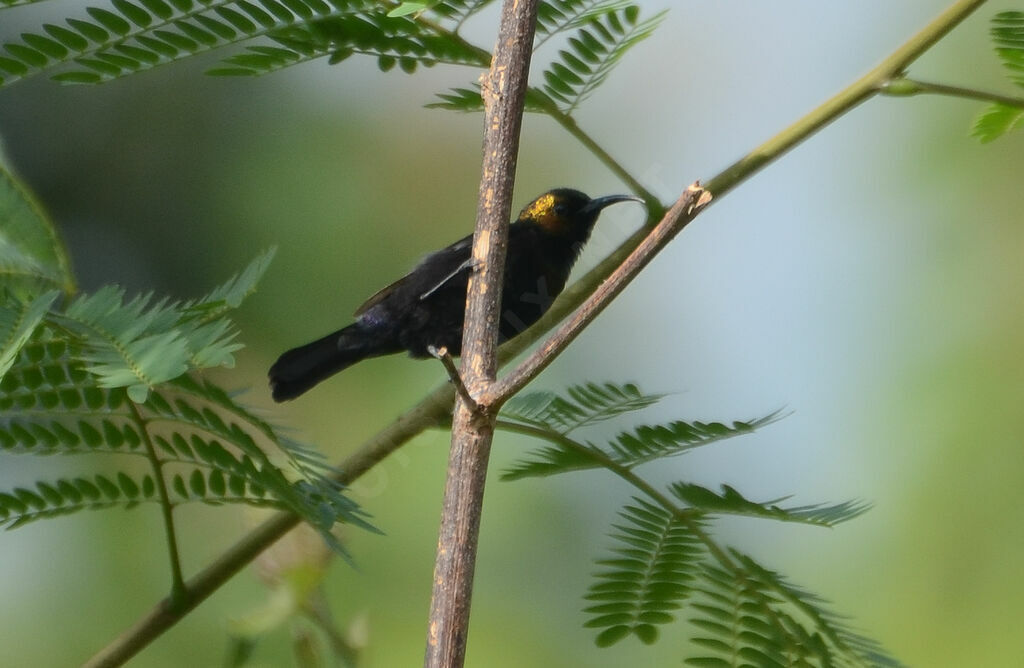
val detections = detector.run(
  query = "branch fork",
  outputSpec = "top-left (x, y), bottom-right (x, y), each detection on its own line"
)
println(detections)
top-left (428, 345), bottom-right (482, 414)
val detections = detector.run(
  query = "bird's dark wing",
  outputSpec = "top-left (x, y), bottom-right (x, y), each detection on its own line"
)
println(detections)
top-left (353, 234), bottom-right (474, 317)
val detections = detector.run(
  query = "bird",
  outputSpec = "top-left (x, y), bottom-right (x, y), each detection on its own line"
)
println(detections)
top-left (269, 188), bottom-right (642, 401)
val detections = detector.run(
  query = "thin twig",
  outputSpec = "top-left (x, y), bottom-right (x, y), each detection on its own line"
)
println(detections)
top-left (428, 345), bottom-right (478, 411)
top-left (880, 77), bottom-right (1024, 109)
top-left (424, 0), bottom-right (540, 664)
top-left (541, 101), bottom-right (666, 219)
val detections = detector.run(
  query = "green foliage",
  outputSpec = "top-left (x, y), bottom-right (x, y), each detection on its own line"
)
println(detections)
top-left (973, 11), bottom-right (1024, 142)
top-left (52, 249), bottom-right (273, 402)
top-left (0, 291), bottom-right (58, 379)
top-left (0, 472), bottom-right (159, 529)
top-left (386, 1), bottom-right (428, 18)
top-left (534, 0), bottom-right (629, 48)
top-left (687, 555), bottom-right (900, 667)
top-left (500, 383), bottom-right (776, 480)
top-left (604, 416), bottom-right (780, 469)
top-left (537, 5), bottom-right (665, 113)
top-left (0, 0), bottom-right (381, 87)
top-left (0, 162), bottom-right (74, 298)
top-left (502, 381), bottom-right (664, 434)
top-left (431, 0), bottom-right (495, 30)
top-left (973, 102), bottom-right (1024, 143)
top-left (428, 3), bottom-right (664, 115)
top-left (426, 83), bottom-right (554, 113)
top-left (0, 0), bottom-right (663, 128)
top-left (669, 483), bottom-right (870, 528)
top-left (497, 382), bottom-right (899, 665)
top-left (0, 0), bottom-right (497, 86)
top-left (583, 498), bottom-right (702, 647)
top-left (0, 167), bottom-right (367, 555)
top-left (991, 11), bottom-right (1024, 87)
top-left (0, 316), bottom-right (369, 549)
top-left (209, 10), bottom-right (488, 78)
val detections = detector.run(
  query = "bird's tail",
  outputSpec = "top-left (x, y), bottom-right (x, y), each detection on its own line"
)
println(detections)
top-left (269, 324), bottom-right (398, 402)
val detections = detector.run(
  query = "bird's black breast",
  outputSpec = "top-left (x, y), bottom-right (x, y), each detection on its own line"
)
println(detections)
top-left (355, 223), bottom-right (584, 357)
top-left (498, 223), bottom-right (581, 341)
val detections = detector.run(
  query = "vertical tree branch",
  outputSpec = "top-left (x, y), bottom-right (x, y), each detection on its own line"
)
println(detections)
top-left (424, 0), bottom-right (540, 665)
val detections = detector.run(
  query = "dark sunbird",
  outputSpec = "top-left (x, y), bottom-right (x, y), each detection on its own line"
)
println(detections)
top-left (269, 188), bottom-right (641, 401)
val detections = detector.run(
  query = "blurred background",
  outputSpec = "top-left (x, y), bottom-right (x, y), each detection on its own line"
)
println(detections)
top-left (2, 0), bottom-right (1023, 665)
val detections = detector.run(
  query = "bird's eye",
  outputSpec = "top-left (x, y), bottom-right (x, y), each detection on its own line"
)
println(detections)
top-left (553, 203), bottom-right (570, 216)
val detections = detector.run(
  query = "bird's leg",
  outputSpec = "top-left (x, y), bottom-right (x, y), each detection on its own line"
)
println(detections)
top-left (428, 345), bottom-right (479, 412)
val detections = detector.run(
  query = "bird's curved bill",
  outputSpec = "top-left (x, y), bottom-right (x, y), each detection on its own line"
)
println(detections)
top-left (582, 194), bottom-right (646, 215)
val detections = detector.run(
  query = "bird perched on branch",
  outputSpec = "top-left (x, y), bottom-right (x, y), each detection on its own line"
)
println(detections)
top-left (269, 188), bottom-right (642, 401)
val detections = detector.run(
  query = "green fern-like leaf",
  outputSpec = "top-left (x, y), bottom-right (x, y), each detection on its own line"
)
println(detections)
top-left (208, 10), bottom-right (488, 78)
top-left (426, 84), bottom-right (554, 113)
top-left (0, 162), bottom-right (74, 297)
top-left (992, 11), bottom-right (1024, 88)
top-left (0, 337), bottom-right (214, 459)
top-left (584, 498), bottom-right (702, 647)
top-left (0, 466), bottom-right (303, 528)
top-left (39, 251), bottom-right (271, 402)
top-left (0, 292), bottom-right (59, 381)
top-left (534, 0), bottom-right (630, 49)
top-left (497, 381), bottom-right (893, 662)
top-left (972, 102), bottom-right (1024, 142)
top-left (687, 562), bottom-right (817, 667)
top-left (0, 472), bottom-right (158, 529)
top-left (686, 552), bottom-right (902, 667)
top-left (168, 464), bottom-right (293, 509)
top-left (147, 377), bottom-right (374, 540)
top-left (0, 318), bottom-right (371, 549)
top-left (500, 396), bottom-right (775, 481)
top-left (499, 439), bottom-right (604, 480)
top-left (60, 286), bottom-right (192, 401)
top-left (430, 0), bottom-right (495, 31)
top-left (0, 0), bottom-right (378, 88)
top-left (686, 555), bottom-right (902, 667)
top-left (427, 85), bottom-right (486, 111)
top-left (185, 247), bottom-right (275, 317)
top-left (669, 483), bottom-right (870, 528)
top-left (502, 381), bottom-right (665, 434)
top-left (606, 414), bottom-right (781, 469)
top-left (540, 5), bottom-right (664, 113)
top-left (971, 12), bottom-right (1024, 142)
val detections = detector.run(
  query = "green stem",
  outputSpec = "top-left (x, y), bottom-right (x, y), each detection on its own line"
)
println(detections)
top-left (413, 12), bottom-right (665, 212)
top-left (129, 400), bottom-right (187, 605)
top-left (542, 102), bottom-right (666, 219)
top-left (881, 77), bottom-right (1024, 108)
top-left (705, 0), bottom-right (988, 198)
